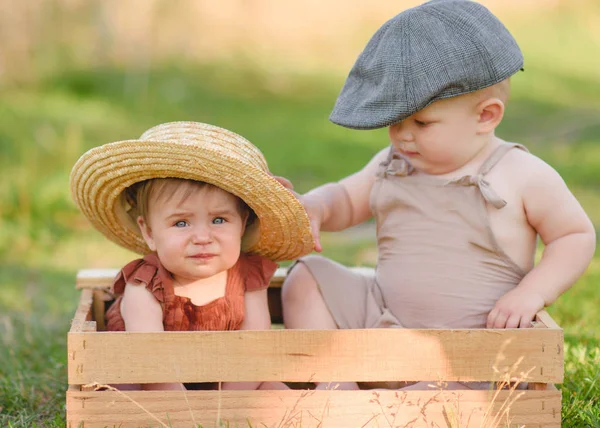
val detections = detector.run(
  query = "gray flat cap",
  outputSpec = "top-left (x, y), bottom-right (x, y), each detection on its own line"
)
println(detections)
top-left (330, 0), bottom-right (524, 130)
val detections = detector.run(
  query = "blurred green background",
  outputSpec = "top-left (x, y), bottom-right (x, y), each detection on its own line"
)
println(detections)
top-left (1, 1), bottom-right (599, 426)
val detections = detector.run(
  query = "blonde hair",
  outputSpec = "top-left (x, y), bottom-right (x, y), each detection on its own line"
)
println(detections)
top-left (126, 178), bottom-right (255, 224)
top-left (477, 78), bottom-right (511, 104)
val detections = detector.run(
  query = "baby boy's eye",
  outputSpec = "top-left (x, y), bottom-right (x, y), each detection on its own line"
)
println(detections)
top-left (414, 119), bottom-right (430, 127)
top-left (212, 217), bottom-right (226, 225)
top-left (174, 220), bottom-right (188, 228)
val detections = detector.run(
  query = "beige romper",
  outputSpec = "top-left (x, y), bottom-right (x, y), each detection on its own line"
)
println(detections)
top-left (296, 142), bottom-right (529, 330)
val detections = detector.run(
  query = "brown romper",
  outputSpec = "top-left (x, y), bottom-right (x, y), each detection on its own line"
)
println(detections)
top-left (297, 142), bottom-right (529, 330)
top-left (105, 252), bottom-right (278, 332)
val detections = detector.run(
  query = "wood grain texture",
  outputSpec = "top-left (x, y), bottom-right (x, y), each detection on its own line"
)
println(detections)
top-left (535, 310), bottom-right (561, 329)
top-left (66, 387), bottom-right (561, 428)
top-left (69, 288), bottom-right (94, 333)
top-left (68, 327), bottom-right (563, 384)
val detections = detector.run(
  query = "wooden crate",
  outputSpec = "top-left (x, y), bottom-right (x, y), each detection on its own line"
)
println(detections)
top-left (67, 268), bottom-right (563, 427)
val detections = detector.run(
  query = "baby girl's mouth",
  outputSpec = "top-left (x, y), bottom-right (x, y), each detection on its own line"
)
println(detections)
top-left (189, 253), bottom-right (216, 259)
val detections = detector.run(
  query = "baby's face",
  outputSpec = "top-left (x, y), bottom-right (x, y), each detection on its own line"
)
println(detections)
top-left (138, 186), bottom-right (247, 285)
top-left (388, 94), bottom-right (489, 175)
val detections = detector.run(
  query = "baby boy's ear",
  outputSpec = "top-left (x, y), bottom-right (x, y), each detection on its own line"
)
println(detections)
top-left (476, 98), bottom-right (505, 134)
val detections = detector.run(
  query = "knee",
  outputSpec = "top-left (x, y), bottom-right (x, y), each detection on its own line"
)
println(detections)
top-left (281, 262), bottom-right (318, 308)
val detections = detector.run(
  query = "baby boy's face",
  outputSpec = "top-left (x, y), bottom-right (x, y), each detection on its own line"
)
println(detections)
top-left (387, 93), bottom-right (491, 175)
top-left (138, 186), bottom-right (247, 285)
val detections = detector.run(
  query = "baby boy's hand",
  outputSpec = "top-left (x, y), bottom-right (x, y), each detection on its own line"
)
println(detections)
top-left (269, 173), bottom-right (323, 253)
top-left (271, 175), bottom-right (294, 190)
top-left (296, 193), bottom-right (324, 253)
top-left (486, 287), bottom-right (546, 329)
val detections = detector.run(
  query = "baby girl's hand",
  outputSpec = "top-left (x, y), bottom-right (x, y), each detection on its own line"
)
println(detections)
top-left (486, 287), bottom-right (546, 329)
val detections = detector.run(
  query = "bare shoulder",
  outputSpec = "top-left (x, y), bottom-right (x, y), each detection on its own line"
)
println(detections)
top-left (496, 145), bottom-right (564, 189)
top-left (121, 282), bottom-right (164, 331)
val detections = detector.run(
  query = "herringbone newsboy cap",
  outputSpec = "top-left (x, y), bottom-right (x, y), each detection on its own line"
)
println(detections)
top-left (330, 0), bottom-right (524, 130)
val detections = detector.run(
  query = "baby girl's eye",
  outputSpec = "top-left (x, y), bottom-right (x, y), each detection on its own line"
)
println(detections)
top-left (212, 217), bottom-right (226, 225)
top-left (414, 119), bottom-right (430, 127)
top-left (174, 220), bottom-right (188, 228)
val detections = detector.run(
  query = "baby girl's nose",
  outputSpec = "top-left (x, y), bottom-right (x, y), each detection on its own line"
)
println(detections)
top-left (191, 226), bottom-right (212, 244)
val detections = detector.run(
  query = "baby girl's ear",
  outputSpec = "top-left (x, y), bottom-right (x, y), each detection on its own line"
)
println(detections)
top-left (241, 210), bottom-right (250, 233)
top-left (241, 219), bottom-right (260, 251)
top-left (476, 97), bottom-right (505, 134)
top-left (137, 216), bottom-right (157, 251)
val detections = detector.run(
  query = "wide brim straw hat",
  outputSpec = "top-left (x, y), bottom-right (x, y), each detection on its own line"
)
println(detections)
top-left (70, 121), bottom-right (314, 262)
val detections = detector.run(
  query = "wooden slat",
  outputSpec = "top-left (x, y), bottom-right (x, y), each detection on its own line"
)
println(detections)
top-left (69, 288), bottom-right (94, 333)
top-left (528, 382), bottom-right (548, 390)
top-left (92, 290), bottom-right (107, 331)
top-left (535, 310), bottom-right (561, 329)
top-left (76, 269), bottom-right (119, 289)
top-left (66, 387), bottom-right (561, 428)
top-left (68, 327), bottom-right (563, 384)
top-left (75, 266), bottom-right (375, 289)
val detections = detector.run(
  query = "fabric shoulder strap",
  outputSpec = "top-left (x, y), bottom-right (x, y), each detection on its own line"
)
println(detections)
top-left (477, 142), bottom-right (528, 176)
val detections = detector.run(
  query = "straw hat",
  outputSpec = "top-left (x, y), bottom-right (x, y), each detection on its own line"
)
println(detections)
top-left (70, 121), bottom-right (314, 261)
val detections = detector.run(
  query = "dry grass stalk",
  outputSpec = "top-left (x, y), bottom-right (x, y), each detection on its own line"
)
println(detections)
top-left (83, 382), bottom-right (170, 428)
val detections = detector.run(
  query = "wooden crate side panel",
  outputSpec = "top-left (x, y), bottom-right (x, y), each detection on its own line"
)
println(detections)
top-left (68, 328), bottom-right (563, 384)
top-left (66, 388), bottom-right (561, 428)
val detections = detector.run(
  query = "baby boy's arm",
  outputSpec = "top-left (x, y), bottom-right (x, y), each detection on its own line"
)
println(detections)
top-left (299, 147), bottom-right (390, 250)
top-left (487, 155), bottom-right (596, 328)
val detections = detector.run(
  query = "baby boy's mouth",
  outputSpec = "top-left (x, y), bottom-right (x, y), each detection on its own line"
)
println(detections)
top-left (400, 149), bottom-right (420, 157)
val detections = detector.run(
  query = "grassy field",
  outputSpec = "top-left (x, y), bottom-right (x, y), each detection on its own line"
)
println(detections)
top-left (1, 2), bottom-right (600, 427)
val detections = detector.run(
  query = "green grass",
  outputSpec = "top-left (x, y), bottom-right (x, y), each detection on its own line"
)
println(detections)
top-left (2, 3), bottom-right (600, 426)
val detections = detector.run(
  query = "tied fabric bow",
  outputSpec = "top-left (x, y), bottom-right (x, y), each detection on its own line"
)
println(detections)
top-left (380, 153), bottom-right (507, 210)
top-left (447, 175), bottom-right (507, 209)
top-left (380, 156), bottom-right (415, 178)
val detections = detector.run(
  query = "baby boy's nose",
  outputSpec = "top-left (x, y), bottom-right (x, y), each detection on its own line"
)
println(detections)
top-left (390, 121), bottom-right (413, 142)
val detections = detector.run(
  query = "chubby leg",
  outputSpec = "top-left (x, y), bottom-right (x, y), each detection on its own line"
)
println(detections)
top-left (281, 261), bottom-right (337, 330)
top-left (281, 259), bottom-right (359, 390)
top-left (399, 381), bottom-right (472, 391)
top-left (258, 381), bottom-right (291, 390)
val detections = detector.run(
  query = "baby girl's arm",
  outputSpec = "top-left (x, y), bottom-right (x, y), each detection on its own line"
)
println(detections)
top-left (487, 157), bottom-right (596, 328)
top-left (222, 289), bottom-right (272, 391)
top-left (238, 289), bottom-right (271, 331)
top-left (120, 285), bottom-right (185, 391)
top-left (299, 147), bottom-right (390, 251)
